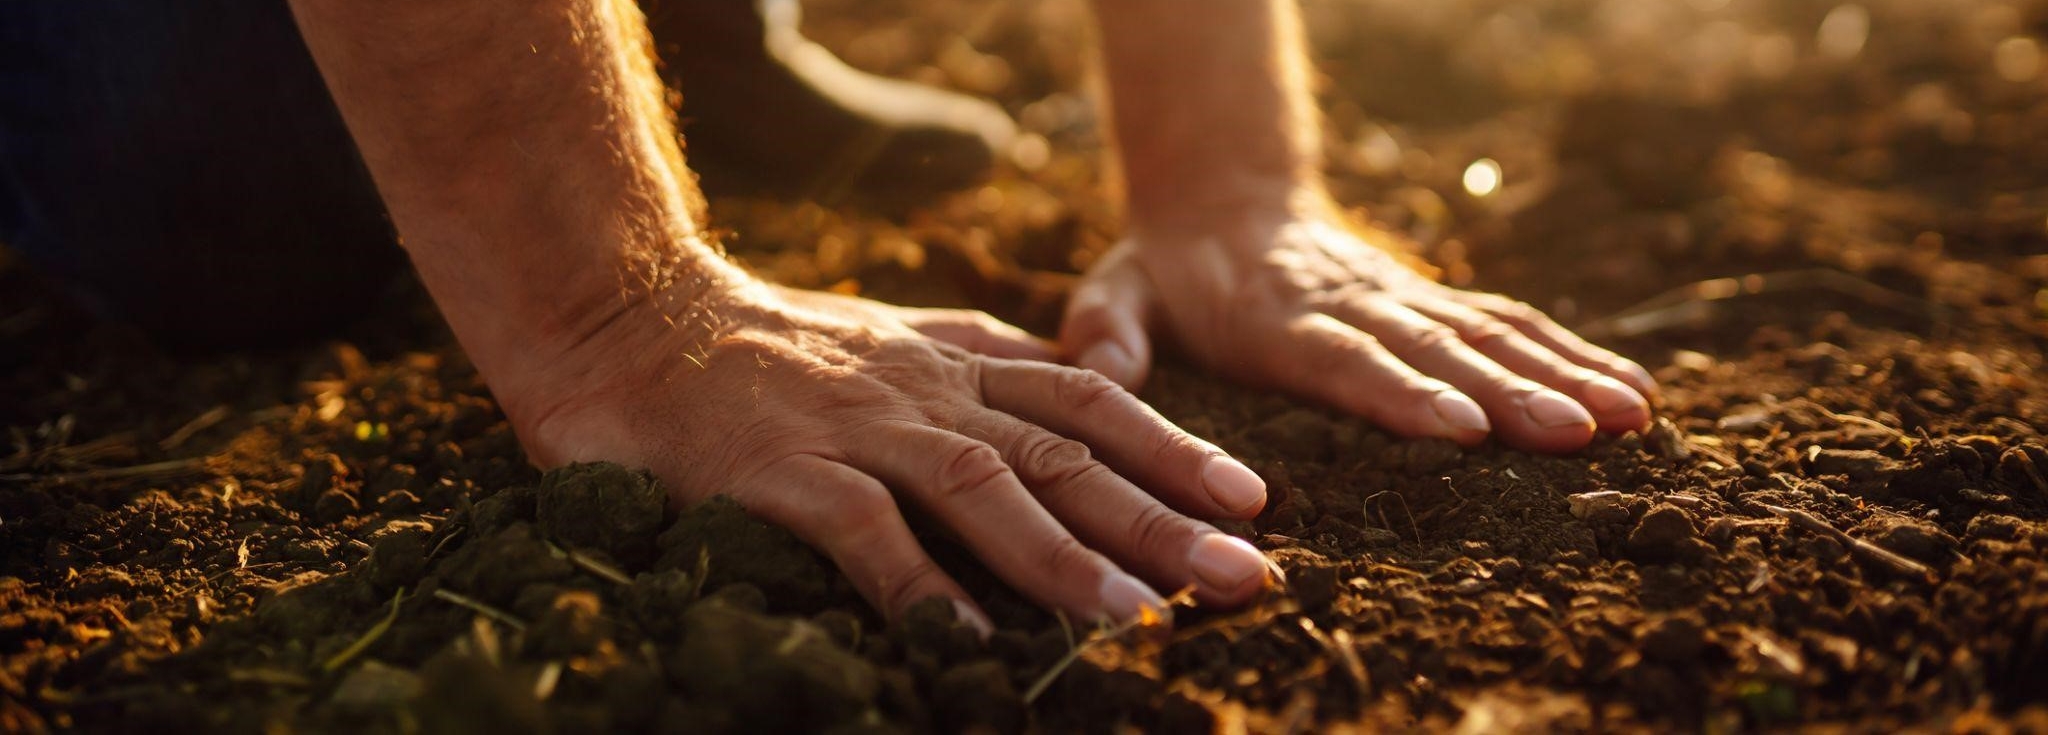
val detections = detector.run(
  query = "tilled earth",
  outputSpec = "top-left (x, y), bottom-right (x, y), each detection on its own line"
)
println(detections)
top-left (6, 0), bottom-right (2048, 731)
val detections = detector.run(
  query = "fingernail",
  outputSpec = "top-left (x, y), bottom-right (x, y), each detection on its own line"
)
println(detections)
top-left (1430, 391), bottom-right (1491, 434)
top-left (1201, 458), bottom-right (1267, 514)
top-left (1098, 573), bottom-right (1170, 626)
top-left (1582, 376), bottom-right (1646, 417)
top-left (1188, 534), bottom-right (1269, 598)
top-left (1524, 390), bottom-right (1595, 429)
top-left (1077, 341), bottom-right (1137, 386)
top-left (950, 599), bottom-right (995, 638)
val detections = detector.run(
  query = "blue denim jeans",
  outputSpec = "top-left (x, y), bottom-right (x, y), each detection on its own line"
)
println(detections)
top-left (0, 2), bottom-right (404, 347)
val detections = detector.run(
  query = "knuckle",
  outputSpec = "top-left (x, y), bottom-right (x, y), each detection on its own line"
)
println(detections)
top-left (1461, 291), bottom-right (1514, 311)
top-left (1403, 323), bottom-right (1464, 353)
top-left (1411, 378), bottom-right (1460, 401)
top-left (1570, 366), bottom-right (1614, 386)
top-left (1490, 299), bottom-right (1547, 326)
top-left (1016, 435), bottom-right (1096, 482)
top-left (1458, 318), bottom-right (1522, 350)
top-left (1507, 380), bottom-right (1554, 401)
top-left (880, 560), bottom-right (948, 615)
top-left (1290, 326), bottom-right (1364, 377)
top-left (931, 442), bottom-right (1011, 500)
top-left (1295, 344), bottom-right (1357, 385)
top-left (816, 481), bottom-right (895, 538)
top-left (1145, 427), bottom-right (1206, 472)
top-left (1038, 535), bottom-right (1108, 580)
top-left (1052, 367), bottom-right (1125, 411)
top-left (1036, 464), bottom-right (1118, 509)
top-left (1126, 505), bottom-right (1197, 559)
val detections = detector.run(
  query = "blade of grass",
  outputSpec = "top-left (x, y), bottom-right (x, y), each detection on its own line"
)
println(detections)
top-left (323, 588), bottom-right (409, 672)
top-left (1022, 587), bottom-right (1196, 704)
top-left (433, 588), bottom-right (528, 632)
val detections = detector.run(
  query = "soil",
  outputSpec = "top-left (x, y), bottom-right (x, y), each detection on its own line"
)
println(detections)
top-left (6, 0), bottom-right (2048, 731)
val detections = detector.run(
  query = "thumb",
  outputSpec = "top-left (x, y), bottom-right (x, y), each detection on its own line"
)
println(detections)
top-left (1060, 247), bottom-right (1156, 390)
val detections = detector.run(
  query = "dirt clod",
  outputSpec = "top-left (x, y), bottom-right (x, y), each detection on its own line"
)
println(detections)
top-left (932, 659), bottom-right (1027, 734)
top-left (536, 462), bottom-right (665, 565)
top-left (672, 599), bottom-right (880, 732)
top-left (413, 646), bottom-right (550, 735)
top-left (1863, 516), bottom-right (1959, 564)
top-left (1639, 612), bottom-right (1710, 663)
top-left (364, 527), bottom-right (429, 593)
top-left (440, 522), bottom-right (576, 604)
top-left (1808, 449), bottom-right (1898, 482)
top-left (1966, 513), bottom-right (2030, 542)
top-left (655, 496), bottom-right (837, 612)
top-left (1627, 504), bottom-right (1705, 563)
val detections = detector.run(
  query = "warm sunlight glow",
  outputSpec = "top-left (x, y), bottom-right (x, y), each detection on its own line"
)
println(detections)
top-left (1817, 5), bottom-right (1870, 60)
top-left (1462, 158), bottom-right (1502, 197)
top-left (1995, 37), bottom-right (2041, 83)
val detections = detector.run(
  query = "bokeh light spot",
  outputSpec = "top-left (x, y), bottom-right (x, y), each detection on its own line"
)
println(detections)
top-left (1009, 133), bottom-right (1050, 172)
top-left (1817, 5), bottom-right (1870, 61)
top-left (1994, 37), bottom-right (2041, 83)
top-left (1463, 158), bottom-right (1503, 197)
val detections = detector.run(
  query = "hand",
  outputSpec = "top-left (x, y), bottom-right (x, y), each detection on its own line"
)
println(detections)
top-left (495, 278), bottom-right (1274, 631)
top-left (1060, 202), bottom-right (1656, 453)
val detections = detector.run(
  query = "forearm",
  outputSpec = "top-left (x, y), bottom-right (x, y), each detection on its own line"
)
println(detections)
top-left (286, 0), bottom-right (736, 388)
top-left (1088, 0), bottom-right (1325, 224)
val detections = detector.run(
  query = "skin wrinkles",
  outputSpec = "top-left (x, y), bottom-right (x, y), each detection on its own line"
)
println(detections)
top-left (289, 0), bottom-right (1651, 628)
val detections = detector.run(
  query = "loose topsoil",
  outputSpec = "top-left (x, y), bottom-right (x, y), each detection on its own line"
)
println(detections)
top-left (6, 0), bottom-right (2048, 731)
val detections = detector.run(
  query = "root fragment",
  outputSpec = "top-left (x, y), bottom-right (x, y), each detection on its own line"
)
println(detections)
top-left (1759, 504), bottom-right (1936, 582)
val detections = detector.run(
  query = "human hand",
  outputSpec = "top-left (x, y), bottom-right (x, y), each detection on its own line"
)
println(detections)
top-left (1060, 202), bottom-right (1656, 453)
top-left (493, 278), bottom-right (1273, 632)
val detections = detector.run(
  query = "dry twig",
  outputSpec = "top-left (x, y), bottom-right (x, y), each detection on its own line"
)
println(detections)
top-left (1578, 268), bottom-right (1950, 340)
top-left (1759, 504), bottom-right (1936, 582)
top-left (159, 405), bottom-right (231, 451)
top-left (0, 457), bottom-right (206, 484)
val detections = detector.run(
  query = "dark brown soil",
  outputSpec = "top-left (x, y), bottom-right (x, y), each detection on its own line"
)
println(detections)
top-left (7, 0), bottom-right (2048, 731)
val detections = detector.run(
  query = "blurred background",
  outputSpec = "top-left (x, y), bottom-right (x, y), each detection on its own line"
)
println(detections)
top-left (715, 0), bottom-right (2048, 348)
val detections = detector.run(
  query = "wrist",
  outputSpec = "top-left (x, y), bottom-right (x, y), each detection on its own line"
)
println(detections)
top-left (442, 235), bottom-right (753, 418)
top-left (480, 252), bottom-right (767, 463)
top-left (1123, 176), bottom-right (1333, 240)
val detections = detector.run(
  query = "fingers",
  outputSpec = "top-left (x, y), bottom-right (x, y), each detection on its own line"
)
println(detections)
top-left (1261, 314), bottom-right (1494, 445)
top-left (1456, 291), bottom-right (1659, 399)
top-left (731, 454), bottom-right (990, 634)
top-left (841, 421), bottom-right (1166, 623)
top-left (1408, 300), bottom-right (1651, 434)
top-left (897, 307), bottom-right (1057, 361)
top-left (977, 358), bottom-right (1266, 519)
top-left (1059, 248), bottom-right (1155, 389)
top-left (949, 407), bottom-right (1272, 606)
top-left (1322, 301), bottom-right (1597, 453)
